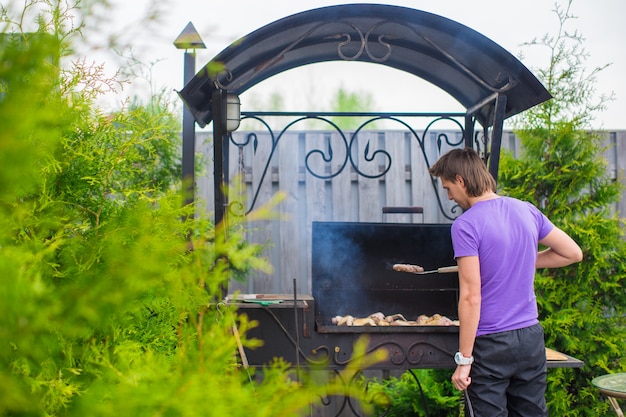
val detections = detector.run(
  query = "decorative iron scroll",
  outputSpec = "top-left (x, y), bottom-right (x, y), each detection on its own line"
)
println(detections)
top-left (257, 307), bottom-right (457, 369)
top-left (259, 306), bottom-right (457, 417)
top-left (227, 111), bottom-right (486, 221)
top-left (314, 368), bottom-right (449, 417)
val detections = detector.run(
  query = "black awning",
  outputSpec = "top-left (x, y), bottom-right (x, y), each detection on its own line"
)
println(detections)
top-left (179, 3), bottom-right (551, 128)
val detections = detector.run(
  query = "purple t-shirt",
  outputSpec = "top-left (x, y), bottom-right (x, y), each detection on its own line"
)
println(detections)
top-left (451, 196), bottom-right (554, 336)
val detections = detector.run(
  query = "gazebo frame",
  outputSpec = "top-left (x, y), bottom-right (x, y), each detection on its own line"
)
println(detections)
top-left (178, 4), bottom-right (551, 225)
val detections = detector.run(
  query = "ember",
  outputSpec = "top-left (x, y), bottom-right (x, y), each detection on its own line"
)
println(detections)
top-left (332, 312), bottom-right (459, 327)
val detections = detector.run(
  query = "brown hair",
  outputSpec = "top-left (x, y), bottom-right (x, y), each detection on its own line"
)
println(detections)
top-left (428, 148), bottom-right (496, 197)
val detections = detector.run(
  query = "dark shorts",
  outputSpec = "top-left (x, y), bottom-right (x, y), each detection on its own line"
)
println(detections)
top-left (465, 323), bottom-right (548, 417)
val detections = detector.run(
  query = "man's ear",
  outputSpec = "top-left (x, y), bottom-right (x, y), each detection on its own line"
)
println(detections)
top-left (455, 174), bottom-right (465, 186)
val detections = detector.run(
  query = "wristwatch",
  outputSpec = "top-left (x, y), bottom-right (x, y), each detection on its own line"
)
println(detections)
top-left (454, 351), bottom-right (474, 365)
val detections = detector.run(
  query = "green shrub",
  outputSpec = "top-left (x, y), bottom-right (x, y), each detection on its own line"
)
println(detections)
top-left (0, 2), bottom-right (378, 416)
top-left (367, 3), bottom-right (625, 416)
top-left (500, 2), bottom-right (626, 415)
top-left (368, 370), bottom-right (461, 417)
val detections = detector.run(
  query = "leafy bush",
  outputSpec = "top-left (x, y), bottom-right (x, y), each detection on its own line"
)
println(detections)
top-left (368, 370), bottom-right (461, 417)
top-left (367, 3), bottom-right (625, 416)
top-left (0, 2), bottom-right (378, 416)
top-left (499, 2), bottom-right (626, 415)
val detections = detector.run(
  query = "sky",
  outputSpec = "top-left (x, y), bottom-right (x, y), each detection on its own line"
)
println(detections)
top-left (83, 0), bottom-right (625, 130)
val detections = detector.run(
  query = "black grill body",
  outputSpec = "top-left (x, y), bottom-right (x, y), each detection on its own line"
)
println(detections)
top-left (234, 222), bottom-right (460, 370)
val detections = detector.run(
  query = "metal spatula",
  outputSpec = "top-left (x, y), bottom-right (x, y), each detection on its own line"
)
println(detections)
top-left (414, 265), bottom-right (458, 274)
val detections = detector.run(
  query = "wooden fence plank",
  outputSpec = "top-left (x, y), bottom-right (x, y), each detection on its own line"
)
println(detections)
top-left (383, 131), bottom-right (411, 224)
top-left (277, 132), bottom-right (301, 293)
top-left (196, 132), bottom-right (215, 215)
top-left (356, 131), bottom-right (384, 222)
top-left (330, 131), bottom-right (353, 222)
top-left (245, 131), bottom-right (276, 294)
top-left (406, 131), bottom-right (426, 224)
top-left (305, 132), bottom-right (332, 294)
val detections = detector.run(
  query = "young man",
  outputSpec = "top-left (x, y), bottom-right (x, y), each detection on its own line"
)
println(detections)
top-left (429, 148), bottom-right (583, 417)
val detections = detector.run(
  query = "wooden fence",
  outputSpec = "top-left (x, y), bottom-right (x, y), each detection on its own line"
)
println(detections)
top-left (196, 129), bottom-right (626, 297)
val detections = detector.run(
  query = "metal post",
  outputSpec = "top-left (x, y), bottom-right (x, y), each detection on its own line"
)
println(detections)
top-left (488, 93), bottom-right (507, 183)
top-left (464, 113), bottom-right (474, 148)
top-left (212, 89), bottom-right (228, 226)
top-left (212, 88), bottom-right (230, 300)
top-left (181, 50), bottom-right (196, 207)
top-left (174, 22), bottom-right (206, 210)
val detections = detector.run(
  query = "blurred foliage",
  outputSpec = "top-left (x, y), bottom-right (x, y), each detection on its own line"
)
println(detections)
top-left (329, 87), bottom-right (378, 131)
top-left (0, 1), bottom-right (379, 416)
top-left (499, 1), bottom-right (626, 415)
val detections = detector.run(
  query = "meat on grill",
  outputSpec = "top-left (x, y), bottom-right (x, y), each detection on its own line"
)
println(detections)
top-left (392, 263), bottom-right (424, 273)
top-left (331, 312), bottom-right (459, 326)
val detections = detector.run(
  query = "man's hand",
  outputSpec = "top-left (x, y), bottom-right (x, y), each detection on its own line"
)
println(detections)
top-left (452, 364), bottom-right (472, 391)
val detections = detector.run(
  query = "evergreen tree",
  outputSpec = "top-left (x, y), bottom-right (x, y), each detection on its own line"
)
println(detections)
top-left (499, 1), bottom-right (626, 415)
top-left (0, 1), bottom-right (378, 416)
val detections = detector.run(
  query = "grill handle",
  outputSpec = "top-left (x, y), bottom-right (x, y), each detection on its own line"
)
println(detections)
top-left (382, 206), bottom-right (424, 214)
top-left (437, 266), bottom-right (459, 274)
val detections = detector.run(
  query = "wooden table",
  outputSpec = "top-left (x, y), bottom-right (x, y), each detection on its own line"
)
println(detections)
top-left (545, 347), bottom-right (584, 368)
top-left (592, 373), bottom-right (626, 416)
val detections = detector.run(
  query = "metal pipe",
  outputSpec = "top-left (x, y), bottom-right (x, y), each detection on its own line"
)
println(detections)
top-left (212, 89), bottom-right (227, 226)
top-left (488, 93), bottom-right (507, 182)
top-left (181, 50), bottom-right (197, 208)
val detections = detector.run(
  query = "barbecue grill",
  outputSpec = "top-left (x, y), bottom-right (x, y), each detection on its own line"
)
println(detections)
top-left (229, 221), bottom-right (583, 371)
top-left (231, 221), bottom-right (461, 370)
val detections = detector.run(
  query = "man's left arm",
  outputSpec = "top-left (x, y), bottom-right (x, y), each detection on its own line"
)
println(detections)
top-left (536, 227), bottom-right (583, 268)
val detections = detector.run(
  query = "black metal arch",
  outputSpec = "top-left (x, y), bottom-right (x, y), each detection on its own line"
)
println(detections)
top-left (179, 3), bottom-right (550, 129)
top-left (177, 3), bottom-right (552, 226)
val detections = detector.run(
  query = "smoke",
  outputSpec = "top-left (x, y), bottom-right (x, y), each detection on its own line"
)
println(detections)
top-left (311, 221), bottom-right (458, 320)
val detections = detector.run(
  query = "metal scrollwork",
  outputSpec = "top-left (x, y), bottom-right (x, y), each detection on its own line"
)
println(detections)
top-left (316, 370), bottom-right (375, 417)
top-left (212, 17), bottom-right (512, 98)
top-left (231, 111), bottom-right (471, 220)
top-left (324, 22), bottom-right (399, 63)
top-left (325, 27), bottom-right (365, 61)
top-left (304, 129), bottom-right (350, 180)
top-left (349, 129), bottom-right (392, 180)
top-left (213, 68), bottom-right (234, 91)
top-left (227, 200), bottom-right (246, 218)
top-left (230, 131), bottom-right (255, 148)
top-left (364, 22), bottom-right (400, 63)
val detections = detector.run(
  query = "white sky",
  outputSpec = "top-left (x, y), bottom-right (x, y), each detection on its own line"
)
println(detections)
top-left (83, 0), bottom-right (625, 130)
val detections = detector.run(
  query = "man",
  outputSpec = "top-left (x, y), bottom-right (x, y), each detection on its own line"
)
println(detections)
top-left (429, 148), bottom-right (583, 417)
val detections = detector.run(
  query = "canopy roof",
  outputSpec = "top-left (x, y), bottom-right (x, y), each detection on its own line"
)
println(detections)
top-left (179, 3), bottom-right (551, 128)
